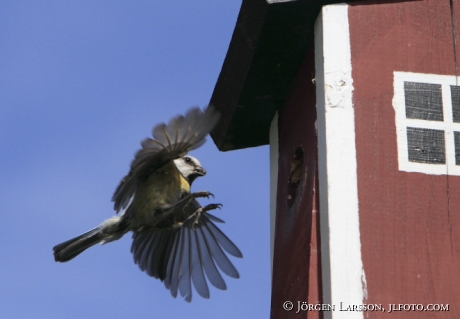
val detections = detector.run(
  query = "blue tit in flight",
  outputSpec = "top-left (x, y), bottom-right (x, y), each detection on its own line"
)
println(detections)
top-left (53, 106), bottom-right (242, 302)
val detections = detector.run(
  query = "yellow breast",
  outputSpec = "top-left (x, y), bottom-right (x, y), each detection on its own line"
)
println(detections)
top-left (131, 161), bottom-right (190, 223)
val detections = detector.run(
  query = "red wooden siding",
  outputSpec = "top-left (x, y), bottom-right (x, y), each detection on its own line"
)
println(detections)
top-left (271, 48), bottom-right (322, 319)
top-left (349, 0), bottom-right (460, 317)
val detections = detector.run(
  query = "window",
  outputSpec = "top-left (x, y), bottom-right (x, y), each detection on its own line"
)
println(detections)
top-left (393, 71), bottom-right (460, 175)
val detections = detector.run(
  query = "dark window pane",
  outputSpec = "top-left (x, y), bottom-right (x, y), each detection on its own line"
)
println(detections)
top-left (407, 127), bottom-right (445, 164)
top-left (451, 86), bottom-right (460, 123)
top-left (404, 82), bottom-right (443, 121)
top-left (455, 132), bottom-right (460, 165)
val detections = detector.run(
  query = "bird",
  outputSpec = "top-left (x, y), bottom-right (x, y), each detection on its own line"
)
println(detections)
top-left (53, 106), bottom-right (242, 302)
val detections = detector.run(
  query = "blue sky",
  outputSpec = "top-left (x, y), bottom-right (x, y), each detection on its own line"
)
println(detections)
top-left (0, 1), bottom-right (271, 318)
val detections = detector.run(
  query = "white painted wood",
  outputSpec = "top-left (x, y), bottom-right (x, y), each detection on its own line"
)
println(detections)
top-left (315, 5), bottom-right (367, 318)
top-left (269, 111), bottom-right (279, 277)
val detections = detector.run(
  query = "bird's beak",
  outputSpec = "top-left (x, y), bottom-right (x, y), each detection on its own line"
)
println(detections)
top-left (195, 167), bottom-right (206, 176)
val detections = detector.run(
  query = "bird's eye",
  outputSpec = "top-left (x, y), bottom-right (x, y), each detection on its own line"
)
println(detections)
top-left (185, 157), bottom-right (191, 163)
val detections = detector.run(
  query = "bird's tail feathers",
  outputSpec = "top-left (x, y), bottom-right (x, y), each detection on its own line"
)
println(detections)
top-left (53, 228), bottom-right (104, 262)
top-left (53, 215), bottom-right (128, 262)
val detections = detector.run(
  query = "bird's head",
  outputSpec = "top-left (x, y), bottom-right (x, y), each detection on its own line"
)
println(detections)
top-left (173, 155), bottom-right (206, 185)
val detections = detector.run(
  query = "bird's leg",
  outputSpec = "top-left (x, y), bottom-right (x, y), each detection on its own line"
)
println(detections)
top-left (153, 191), bottom-right (218, 230)
top-left (186, 203), bottom-right (223, 230)
top-left (152, 195), bottom-right (195, 228)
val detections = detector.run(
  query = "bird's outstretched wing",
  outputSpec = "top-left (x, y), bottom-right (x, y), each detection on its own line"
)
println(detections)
top-left (130, 198), bottom-right (242, 302)
top-left (112, 106), bottom-right (220, 212)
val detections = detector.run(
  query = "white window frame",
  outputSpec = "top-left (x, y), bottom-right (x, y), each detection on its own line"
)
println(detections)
top-left (393, 71), bottom-right (460, 176)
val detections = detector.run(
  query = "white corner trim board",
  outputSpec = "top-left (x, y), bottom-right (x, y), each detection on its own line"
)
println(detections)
top-left (315, 4), bottom-right (367, 318)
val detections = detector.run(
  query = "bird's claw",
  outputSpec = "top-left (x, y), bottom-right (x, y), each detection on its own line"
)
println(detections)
top-left (202, 203), bottom-right (222, 212)
top-left (186, 203), bottom-right (223, 230)
top-left (191, 191), bottom-right (214, 199)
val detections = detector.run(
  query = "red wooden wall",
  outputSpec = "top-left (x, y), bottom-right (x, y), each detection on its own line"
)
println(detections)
top-left (271, 48), bottom-right (322, 319)
top-left (271, 0), bottom-right (460, 318)
top-left (349, 0), bottom-right (460, 317)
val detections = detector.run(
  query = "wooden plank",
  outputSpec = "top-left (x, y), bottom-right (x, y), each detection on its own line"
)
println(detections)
top-left (210, 0), bottom-right (367, 151)
top-left (270, 47), bottom-right (322, 319)
top-left (307, 173), bottom-right (323, 317)
top-left (314, 6), bottom-right (365, 318)
top-left (210, 0), bottom-right (315, 151)
top-left (348, 0), bottom-right (460, 317)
